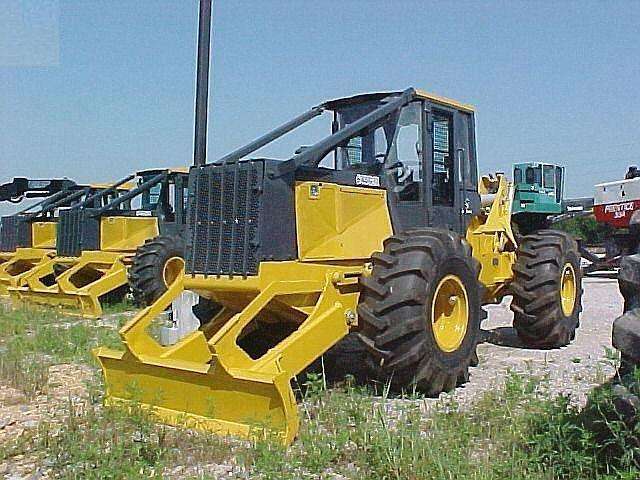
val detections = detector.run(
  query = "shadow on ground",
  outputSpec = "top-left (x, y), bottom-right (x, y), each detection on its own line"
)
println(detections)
top-left (480, 326), bottom-right (540, 349)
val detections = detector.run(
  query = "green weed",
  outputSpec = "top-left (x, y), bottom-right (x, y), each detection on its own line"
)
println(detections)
top-left (1, 305), bottom-right (638, 479)
top-left (0, 305), bottom-right (120, 397)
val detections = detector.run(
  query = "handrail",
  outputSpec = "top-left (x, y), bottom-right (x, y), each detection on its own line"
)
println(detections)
top-left (91, 172), bottom-right (167, 216)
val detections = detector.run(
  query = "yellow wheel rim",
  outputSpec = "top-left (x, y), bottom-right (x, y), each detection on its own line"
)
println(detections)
top-left (560, 263), bottom-right (577, 317)
top-left (431, 274), bottom-right (469, 353)
top-left (162, 256), bottom-right (185, 288)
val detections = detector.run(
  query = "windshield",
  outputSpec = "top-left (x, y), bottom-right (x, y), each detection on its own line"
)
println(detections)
top-left (525, 166), bottom-right (542, 185)
top-left (332, 123), bottom-right (394, 172)
top-left (514, 167), bottom-right (522, 184)
top-left (324, 100), bottom-right (396, 172)
top-left (543, 165), bottom-right (555, 188)
top-left (330, 100), bottom-right (421, 176)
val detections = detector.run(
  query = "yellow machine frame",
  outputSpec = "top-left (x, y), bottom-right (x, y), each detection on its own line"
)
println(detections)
top-left (0, 221), bottom-right (58, 296)
top-left (10, 216), bottom-right (158, 317)
top-left (95, 177), bottom-right (517, 444)
top-left (0, 183), bottom-right (135, 298)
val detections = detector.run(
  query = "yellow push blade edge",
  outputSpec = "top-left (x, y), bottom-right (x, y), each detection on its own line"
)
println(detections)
top-left (93, 346), bottom-right (300, 445)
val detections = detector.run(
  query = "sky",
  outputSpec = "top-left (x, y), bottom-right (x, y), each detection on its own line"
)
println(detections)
top-left (1, 0), bottom-right (639, 215)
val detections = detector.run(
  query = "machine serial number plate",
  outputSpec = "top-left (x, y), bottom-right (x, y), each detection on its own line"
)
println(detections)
top-left (355, 174), bottom-right (380, 187)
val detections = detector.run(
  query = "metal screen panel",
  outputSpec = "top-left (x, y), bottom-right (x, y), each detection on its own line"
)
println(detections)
top-left (56, 209), bottom-right (84, 256)
top-left (0, 215), bottom-right (31, 252)
top-left (56, 209), bottom-right (100, 257)
top-left (186, 161), bottom-right (262, 277)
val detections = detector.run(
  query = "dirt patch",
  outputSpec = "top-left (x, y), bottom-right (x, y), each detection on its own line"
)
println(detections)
top-left (0, 364), bottom-right (92, 479)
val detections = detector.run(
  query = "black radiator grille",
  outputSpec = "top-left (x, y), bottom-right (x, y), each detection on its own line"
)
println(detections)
top-left (56, 209), bottom-right (83, 256)
top-left (56, 209), bottom-right (100, 257)
top-left (0, 215), bottom-right (31, 252)
top-left (186, 162), bottom-right (262, 277)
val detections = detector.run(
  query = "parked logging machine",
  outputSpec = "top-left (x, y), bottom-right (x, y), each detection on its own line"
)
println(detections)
top-left (95, 88), bottom-right (583, 444)
top-left (512, 162), bottom-right (565, 234)
top-left (10, 168), bottom-right (189, 317)
top-left (1, 176), bottom-right (76, 272)
top-left (0, 180), bottom-right (125, 295)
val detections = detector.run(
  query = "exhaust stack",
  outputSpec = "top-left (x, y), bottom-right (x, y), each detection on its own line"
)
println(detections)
top-left (193, 0), bottom-right (212, 167)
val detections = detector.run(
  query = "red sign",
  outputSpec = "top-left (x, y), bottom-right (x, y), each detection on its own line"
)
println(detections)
top-left (594, 200), bottom-right (639, 228)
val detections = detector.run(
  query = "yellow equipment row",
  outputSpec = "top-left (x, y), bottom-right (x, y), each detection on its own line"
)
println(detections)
top-left (1, 168), bottom-right (188, 317)
top-left (9, 216), bottom-right (158, 317)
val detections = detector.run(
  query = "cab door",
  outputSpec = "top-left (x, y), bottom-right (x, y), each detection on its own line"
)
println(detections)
top-left (425, 104), bottom-right (479, 234)
top-left (383, 101), bottom-right (428, 231)
top-left (454, 109), bottom-right (480, 229)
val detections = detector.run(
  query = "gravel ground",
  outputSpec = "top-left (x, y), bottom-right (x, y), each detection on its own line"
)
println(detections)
top-left (0, 277), bottom-right (625, 478)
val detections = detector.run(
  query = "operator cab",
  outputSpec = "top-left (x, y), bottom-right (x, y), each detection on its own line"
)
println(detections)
top-left (218, 89), bottom-right (480, 233)
top-left (512, 162), bottom-right (564, 214)
top-left (136, 168), bottom-right (189, 225)
top-left (313, 90), bottom-right (480, 232)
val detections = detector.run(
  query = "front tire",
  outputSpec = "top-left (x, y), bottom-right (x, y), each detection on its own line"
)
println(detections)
top-left (128, 235), bottom-right (185, 306)
top-left (357, 229), bottom-right (484, 396)
top-left (511, 229), bottom-right (582, 348)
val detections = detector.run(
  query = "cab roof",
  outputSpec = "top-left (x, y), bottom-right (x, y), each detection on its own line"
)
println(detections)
top-left (136, 167), bottom-right (189, 176)
top-left (88, 182), bottom-right (135, 190)
top-left (323, 88), bottom-right (475, 114)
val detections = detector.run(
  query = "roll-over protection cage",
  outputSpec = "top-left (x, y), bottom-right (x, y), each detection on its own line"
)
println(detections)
top-left (56, 170), bottom-right (188, 257)
top-left (0, 181), bottom-right (91, 253)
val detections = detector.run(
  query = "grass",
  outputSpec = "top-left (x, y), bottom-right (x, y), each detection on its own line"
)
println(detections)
top-left (0, 303), bottom-right (638, 479)
top-left (101, 297), bottom-right (136, 315)
top-left (0, 303), bottom-right (122, 398)
top-left (247, 374), bottom-right (561, 479)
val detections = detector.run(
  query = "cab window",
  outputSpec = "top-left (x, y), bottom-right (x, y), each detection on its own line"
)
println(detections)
top-left (543, 165), bottom-right (555, 189)
top-left (386, 102), bottom-right (422, 201)
top-left (141, 182), bottom-right (162, 211)
top-left (432, 112), bottom-right (454, 206)
top-left (343, 136), bottom-right (363, 166)
top-left (514, 167), bottom-right (522, 184)
top-left (334, 124), bottom-right (390, 172)
top-left (525, 166), bottom-right (541, 185)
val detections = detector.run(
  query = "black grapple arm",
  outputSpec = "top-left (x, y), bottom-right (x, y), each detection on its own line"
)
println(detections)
top-left (0, 177), bottom-right (76, 203)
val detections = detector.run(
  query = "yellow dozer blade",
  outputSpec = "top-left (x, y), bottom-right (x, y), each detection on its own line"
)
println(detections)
top-left (9, 251), bottom-right (128, 318)
top-left (0, 248), bottom-right (55, 296)
top-left (0, 220), bottom-right (58, 296)
top-left (0, 251), bottom-right (13, 265)
top-left (95, 261), bottom-right (361, 444)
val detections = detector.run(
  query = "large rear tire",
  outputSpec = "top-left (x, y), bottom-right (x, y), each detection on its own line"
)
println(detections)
top-left (322, 333), bottom-right (369, 385)
top-left (128, 235), bottom-right (185, 306)
top-left (511, 229), bottom-right (582, 348)
top-left (357, 229), bottom-right (484, 396)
